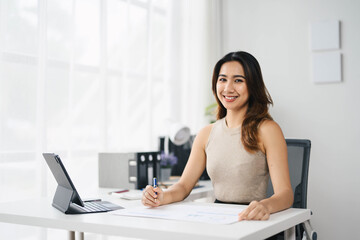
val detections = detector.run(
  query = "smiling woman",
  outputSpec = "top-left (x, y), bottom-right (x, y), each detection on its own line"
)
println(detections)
top-left (141, 51), bottom-right (293, 229)
top-left (212, 52), bottom-right (274, 152)
top-left (216, 61), bottom-right (249, 115)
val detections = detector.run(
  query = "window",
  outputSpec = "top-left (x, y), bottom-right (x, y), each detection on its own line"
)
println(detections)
top-left (0, 0), bottom-right (169, 239)
top-left (0, 0), bottom-right (219, 238)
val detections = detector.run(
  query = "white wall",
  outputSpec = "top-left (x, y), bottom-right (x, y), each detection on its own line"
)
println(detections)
top-left (222, 0), bottom-right (360, 239)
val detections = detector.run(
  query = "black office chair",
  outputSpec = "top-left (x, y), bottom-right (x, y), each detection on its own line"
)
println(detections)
top-left (267, 139), bottom-right (317, 240)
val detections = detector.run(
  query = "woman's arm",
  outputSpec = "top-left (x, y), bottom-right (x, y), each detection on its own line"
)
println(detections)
top-left (142, 124), bottom-right (212, 207)
top-left (238, 120), bottom-right (293, 220)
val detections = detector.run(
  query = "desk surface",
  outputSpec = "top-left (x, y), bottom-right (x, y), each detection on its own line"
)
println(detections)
top-left (0, 182), bottom-right (311, 240)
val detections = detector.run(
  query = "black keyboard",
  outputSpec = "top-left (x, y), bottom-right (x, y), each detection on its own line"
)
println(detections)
top-left (76, 201), bottom-right (112, 213)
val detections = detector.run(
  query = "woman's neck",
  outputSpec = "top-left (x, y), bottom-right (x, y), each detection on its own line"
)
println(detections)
top-left (225, 110), bottom-right (246, 128)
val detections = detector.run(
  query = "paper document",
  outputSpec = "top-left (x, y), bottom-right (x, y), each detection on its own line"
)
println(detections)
top-left (112, 203), bottom-right (246, 224)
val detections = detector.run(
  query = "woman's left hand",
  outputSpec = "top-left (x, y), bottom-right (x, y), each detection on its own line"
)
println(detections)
top-left (238, 200), bottom-right (270, 221)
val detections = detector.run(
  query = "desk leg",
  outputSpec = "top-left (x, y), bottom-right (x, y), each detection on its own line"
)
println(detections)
top-left (68, 231), bottom-right (75, 240)
top-left (284, 226), bottom-right (295, 240)
top-left (77, 232), bottom-right (84, 240)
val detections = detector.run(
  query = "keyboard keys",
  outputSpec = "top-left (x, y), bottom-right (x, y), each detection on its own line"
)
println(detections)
top-left (75, 202), bottom-right (112, 213)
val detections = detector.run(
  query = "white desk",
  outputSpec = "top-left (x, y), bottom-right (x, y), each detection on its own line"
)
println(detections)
top-left (0, 182), bottom-right (311, 240)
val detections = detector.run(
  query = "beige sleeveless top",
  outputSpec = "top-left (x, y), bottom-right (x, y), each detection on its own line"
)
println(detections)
top-left (206, 118), bottom-right (269, 203)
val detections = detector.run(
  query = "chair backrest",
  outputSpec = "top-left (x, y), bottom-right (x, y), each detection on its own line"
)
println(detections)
top-left (266, 139), bottom-right (311, 209)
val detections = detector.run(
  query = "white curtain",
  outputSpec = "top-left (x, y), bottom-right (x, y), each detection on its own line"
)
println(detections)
top-left (163, 0), bottom-right (222, 135)
top-left (0, 0), bottom-right (221, 239)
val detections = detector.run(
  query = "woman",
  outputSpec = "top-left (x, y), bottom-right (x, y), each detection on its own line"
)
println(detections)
top-left (142, 51), bottom-right (293, 221)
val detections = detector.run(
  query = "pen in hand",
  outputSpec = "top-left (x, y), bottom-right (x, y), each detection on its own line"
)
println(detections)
top-left (153, 177), bottom-right (158, 203)
top-left (153, 177), bottom-right (158, 193)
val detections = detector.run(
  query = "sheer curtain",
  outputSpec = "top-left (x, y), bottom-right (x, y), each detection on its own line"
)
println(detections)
top-left (163, 0), bottom-right (223, 134)
top-left (0, 0), bottom-right (221, 239)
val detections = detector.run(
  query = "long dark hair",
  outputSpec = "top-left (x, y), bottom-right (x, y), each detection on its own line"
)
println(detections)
top-left (212, 51), bottom-right (273, 152)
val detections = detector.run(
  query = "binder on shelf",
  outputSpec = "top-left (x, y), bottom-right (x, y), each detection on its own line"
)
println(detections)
top-left (129, 152), bottom-right (161, 189)
top-left (99, 151), bottom-right (161, 190)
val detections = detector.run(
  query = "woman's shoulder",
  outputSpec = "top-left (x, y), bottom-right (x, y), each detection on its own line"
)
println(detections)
top-left (197, 123), bottom-right (214, 138)
top-left (259, 119), bottom-right (282, 133)
top-left (193, 123), bottom-right (215, 148)
top-left (258, 119), bottom-right (285, 147)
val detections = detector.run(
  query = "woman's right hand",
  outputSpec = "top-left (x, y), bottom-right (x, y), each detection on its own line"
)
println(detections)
top-left (142, 185), bottom-right (164, 207)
